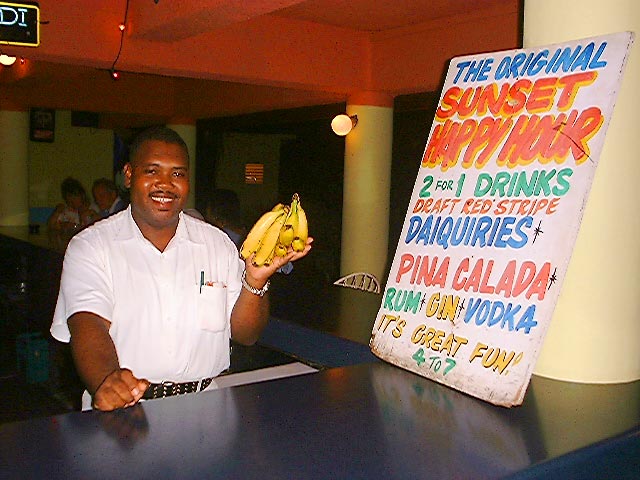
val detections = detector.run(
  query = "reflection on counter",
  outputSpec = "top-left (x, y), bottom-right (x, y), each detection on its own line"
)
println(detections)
top-left (369, 360), bottom-right (640, 476)
top-left (2, 388), bottom-right (242, 477)
top-left (95, 404), bottom-right (150, 449)
top-left (370, 361), bottom-right (534, 478)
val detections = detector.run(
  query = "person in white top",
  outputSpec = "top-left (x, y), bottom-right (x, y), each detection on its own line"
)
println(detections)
top-left (51, 126), bottom-right (312, 411)
top-left (47, 177), bottom-right (100, 232)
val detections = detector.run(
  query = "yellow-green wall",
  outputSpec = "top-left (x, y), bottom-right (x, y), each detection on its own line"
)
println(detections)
top-left (28, 110), bottom-right (113, 208)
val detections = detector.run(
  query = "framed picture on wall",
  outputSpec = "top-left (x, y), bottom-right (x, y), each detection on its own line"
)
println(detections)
top-left (30, 108), bottom-right (56, 142)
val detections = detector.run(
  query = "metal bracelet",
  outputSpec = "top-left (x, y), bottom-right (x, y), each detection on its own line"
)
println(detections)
top-left (241, 270), bottom-right (270, 297)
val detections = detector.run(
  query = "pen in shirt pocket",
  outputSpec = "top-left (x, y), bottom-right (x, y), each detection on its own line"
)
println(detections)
top-left (199, 271), bottom-right (225, 292)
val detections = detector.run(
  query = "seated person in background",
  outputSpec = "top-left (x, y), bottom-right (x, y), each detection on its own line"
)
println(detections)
top-left (204, 188), bottom-right (247, 248)
top-left (91, 177), bottom-right (127, 219)
top-left (47, 177), bottom-right (99, 232)
top-left (51, 126), bottom-right (312, 411)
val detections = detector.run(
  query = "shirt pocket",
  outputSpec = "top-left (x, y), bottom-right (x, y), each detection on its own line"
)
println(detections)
top-left (197, 283), bottom-right (228, 332)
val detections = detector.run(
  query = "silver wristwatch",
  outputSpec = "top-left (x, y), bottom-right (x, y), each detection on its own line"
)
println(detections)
top-left (241, 270), bottom-right (270, 297)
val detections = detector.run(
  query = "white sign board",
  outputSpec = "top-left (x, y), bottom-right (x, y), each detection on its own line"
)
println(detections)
top-left (370, 32), bottom-right (634, 406)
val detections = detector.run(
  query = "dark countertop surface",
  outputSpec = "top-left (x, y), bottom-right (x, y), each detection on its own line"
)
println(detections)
top-left (1, 361), bottom-right (638, 480)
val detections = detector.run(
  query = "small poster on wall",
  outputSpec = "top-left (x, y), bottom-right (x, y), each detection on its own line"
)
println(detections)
top-left (370, 31), bottom-right (634, 407)
top-left (30, 108), bottom-right (55, 142)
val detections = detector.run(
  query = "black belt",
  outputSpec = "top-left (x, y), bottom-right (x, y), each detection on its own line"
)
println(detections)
top-left (142, 378), bottom-right (214, 400)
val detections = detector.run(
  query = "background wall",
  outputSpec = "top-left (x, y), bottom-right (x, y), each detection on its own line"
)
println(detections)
top-left (218, 132), bottom-right (291, 223)
top-left (28, 110), bottom-right (113, 210)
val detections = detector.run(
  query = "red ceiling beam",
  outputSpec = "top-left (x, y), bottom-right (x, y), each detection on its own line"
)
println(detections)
top-left (130, 0), bottom-right (307, 42)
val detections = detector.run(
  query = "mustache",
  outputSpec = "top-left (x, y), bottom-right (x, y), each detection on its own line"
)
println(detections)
top-left (149, 190), bottom-right (178, 199)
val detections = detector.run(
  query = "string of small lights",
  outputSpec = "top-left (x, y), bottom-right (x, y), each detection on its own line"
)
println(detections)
top-left (110, 0), bottom-right (131, 80)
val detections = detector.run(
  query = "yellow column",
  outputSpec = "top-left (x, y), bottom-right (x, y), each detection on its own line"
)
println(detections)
top-left (525, 0), bottom-right (640, 382)
top-left (340, 92), bottom-right (394, 282)
top-left (0, 108), bottom-right (29, 226)
top-left (167, 119), bottom-right (197, 210)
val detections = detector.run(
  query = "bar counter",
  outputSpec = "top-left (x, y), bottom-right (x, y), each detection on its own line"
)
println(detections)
top-left (1, 361), bottom-right (638, 479)
top-left (1, 227), bottom-right (638, 478)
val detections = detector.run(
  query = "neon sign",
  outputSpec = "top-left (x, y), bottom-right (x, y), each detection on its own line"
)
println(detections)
top-left (0, 2), bottom-right (39, 47)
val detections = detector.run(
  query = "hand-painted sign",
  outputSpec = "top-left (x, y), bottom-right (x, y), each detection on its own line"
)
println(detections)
top-left (0, 2), bottom-right (39, 47)
top-left (370, 32), bottom-right (634, 407)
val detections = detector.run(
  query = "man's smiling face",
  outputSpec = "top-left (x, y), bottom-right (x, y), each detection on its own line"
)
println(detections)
top-left (124, 139), bottom-right (189, 236)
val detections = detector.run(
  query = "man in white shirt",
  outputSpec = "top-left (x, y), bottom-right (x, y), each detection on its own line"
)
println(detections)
top-left (51, 126), bottom-right (312, 411)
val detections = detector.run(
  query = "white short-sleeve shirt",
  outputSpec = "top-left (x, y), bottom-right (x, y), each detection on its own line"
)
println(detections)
top-left (51, 207), bottom-right (244, 383)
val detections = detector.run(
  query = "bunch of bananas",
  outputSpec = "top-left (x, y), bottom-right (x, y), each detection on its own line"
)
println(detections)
top-left (240, 193), bottom-right (308, 266)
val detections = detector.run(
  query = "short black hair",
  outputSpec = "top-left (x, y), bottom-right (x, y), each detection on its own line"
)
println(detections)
top-left (129, 126), bottom-right (189, 164)
top-left (92, 177), bottom-right (118, 194)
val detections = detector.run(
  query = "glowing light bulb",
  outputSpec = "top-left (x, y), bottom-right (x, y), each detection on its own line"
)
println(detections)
top-left (0, 54), bottom-right (17, 66)
top-left (331, 114), bottom-right (358, 136)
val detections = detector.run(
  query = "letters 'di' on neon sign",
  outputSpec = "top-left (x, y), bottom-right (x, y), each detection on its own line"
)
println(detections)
top-left (0, 2), bottom-right (40, 47)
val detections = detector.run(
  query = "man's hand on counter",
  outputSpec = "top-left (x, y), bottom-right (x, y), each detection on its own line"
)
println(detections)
top-left (93, 368), bottom-right (149, 411)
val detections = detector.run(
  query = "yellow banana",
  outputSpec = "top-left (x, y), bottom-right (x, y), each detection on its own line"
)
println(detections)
top-left (240, 209), bottom-right (286, 260)
top-left (296, 204), bottom-right (308, 241)
top-left (291, 238), bottom-right (305, 252)
top-left (292, 197), bottom-right (308, 252)
top-left (274, 243), bottom-right (288, 257)
top-left (282, 193), bottom-right (300, 244)
top-left (253, 212), bottom-right (288, 266)
top-left (278, 225), bottom-right (295, 247)
top-left (262, 249), bottom-right (276, 267)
